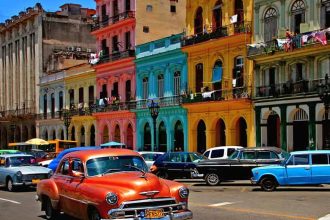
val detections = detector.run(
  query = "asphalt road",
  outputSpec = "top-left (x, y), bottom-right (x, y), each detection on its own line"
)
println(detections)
top-left (0, 180), bottom-right (329, 220)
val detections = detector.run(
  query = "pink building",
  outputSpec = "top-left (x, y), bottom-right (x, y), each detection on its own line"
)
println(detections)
top-left (91, 0), bottom-right (186, 149)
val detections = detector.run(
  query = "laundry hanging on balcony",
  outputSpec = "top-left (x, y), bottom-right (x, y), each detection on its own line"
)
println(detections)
top-left (212, 66), bottom-right (223, 83)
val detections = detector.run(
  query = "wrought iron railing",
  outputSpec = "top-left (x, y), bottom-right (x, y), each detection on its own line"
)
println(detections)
top-left (0, 108), bottom-right (36, 120)
top-left (91, 11), bottom-right (135, 32)
top-left (134, 96), bottom-right (182, 110)
top-left (182, 22), bottom-right (252, 47)
top-left (98, 49), bottom-right (135, 64)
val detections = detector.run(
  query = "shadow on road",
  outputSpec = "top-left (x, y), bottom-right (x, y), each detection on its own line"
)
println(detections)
top-left (39, 214), bottom-right (78, 220)
top-left (252, 186), bottom-right (330, 192)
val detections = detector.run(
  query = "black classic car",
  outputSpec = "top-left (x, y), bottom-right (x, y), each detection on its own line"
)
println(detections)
top-left (192, 147), bottom-right (289, 186)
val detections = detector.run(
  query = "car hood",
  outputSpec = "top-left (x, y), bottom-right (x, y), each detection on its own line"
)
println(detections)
top-left (10, 166), bottom-right (51, 174)
top-left (86, 172), bottom-right (171, 198)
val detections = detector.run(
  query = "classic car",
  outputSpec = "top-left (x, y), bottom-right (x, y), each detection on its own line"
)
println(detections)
top-left (193, 147), bottom-right (289, 186)
top-left (36, 148), bottom-right (193, 220)
top-left (138, 151), bottom-right (164, 169)
top-left (150, 152), bottom-right (206, 179)
top-left (251, 150), bottom-right (330, 191)
top-left (203, 146), bottom-right (243, 160)
top-left (0, 154), bottom-right (53, 191)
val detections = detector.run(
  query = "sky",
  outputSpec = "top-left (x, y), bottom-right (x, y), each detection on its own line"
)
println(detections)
top-left (0, 0), bottom-right (95, 22)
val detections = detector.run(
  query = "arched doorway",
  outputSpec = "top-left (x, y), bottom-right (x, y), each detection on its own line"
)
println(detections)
top-left (15, 126), bottom-right (21, 142)
top-left (267, 112), bottom-right (280, 147)
top-left (45, 130), bottom-right (49, 140)
top-left (103, 125), bottom-right (109, 143)
top-left (127, 124), bottom-right (133, 150)
top-left (114, 125), bottom-right (121, 143)
top-left (215, 119), bottom-right (226, 146)
top-left (60, 130), bottom-right (64, 140)
top-left (213, 1), bottom-right (222, 30)
top-left (90, 125), bottom-right (95, 146)
top-left (237, 117), bottom-right (247, 147)
top-left (293, 109), bottom-right (309, 151)
top-left (81, 127), bottom-right (85, 146)
top-left (52, 130), bottom-right (56, 140)
top-left (194, 7), bottom-right (203, 34)
top-left (22, 126), bottom-right (28, 142)
top-left (158, 122), bottom-right (167, 152)
top-left (197, 120), bottom-right (206, 153)
top-left (144, 123), bottom-right (151, 151)
top-left (71, 127), bottom-right (75, 141)
top-left (174, 121), bottom-right (184, 151)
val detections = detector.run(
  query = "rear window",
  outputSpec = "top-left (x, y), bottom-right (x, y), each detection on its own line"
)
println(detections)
top-left (241, 151), bottom-right (256, 160)
top-left (257, 151), bottom-right (279, 159)
top-left (210, 149), bottom-right (224, 158)
top-left (311, 154), bottom-right (329, 165)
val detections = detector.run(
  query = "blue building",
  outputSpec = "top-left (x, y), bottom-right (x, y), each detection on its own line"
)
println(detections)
top-left (134, 33), bottom-right (188, 152)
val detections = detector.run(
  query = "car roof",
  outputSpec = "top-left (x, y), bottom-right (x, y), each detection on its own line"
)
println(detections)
top-left (138, 151), bottom-right (164, 154)
top-left (291, 150), bottom-right (330, 155)
top-left (206, 146), bottom-right (243, 150)
top-left (57, 146), bottom-right (99, 156)
top-left (63, 148), bottom-right (141, 161)
top-left (238, 147), bottom-right (285, 153)
top-left (0, 154), bottom-right (33, 158)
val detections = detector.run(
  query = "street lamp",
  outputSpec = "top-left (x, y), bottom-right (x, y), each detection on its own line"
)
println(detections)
top-left (10, 122), bottom-right (16, 142)
top-left (62, 109), bottom-right (72, 140)
top-left (148, 99), bottom-right (160, 151)
top-left (318, 74), bottom-right (330, 149)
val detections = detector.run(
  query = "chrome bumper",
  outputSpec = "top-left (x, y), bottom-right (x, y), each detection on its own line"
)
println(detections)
top-left (250, 178), bottom-right (258, 185)
top-left (191, 169), bottom-right (203, 178)
top-left (106, 210), bottom-right (193, 220)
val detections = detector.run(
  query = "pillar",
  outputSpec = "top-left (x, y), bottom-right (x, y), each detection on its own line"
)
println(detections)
top-left (308, 103), bottom-right (316, 150)
top-left (255, 107), bottom-right (261, 147)
top-left (280, 105), bottom-right (287, 151)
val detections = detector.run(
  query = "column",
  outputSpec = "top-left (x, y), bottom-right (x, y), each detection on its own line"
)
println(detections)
top-left (280, 105), bottom-right (287, 151)
top-left (26, 34), bottom-right (31, 109)
top-left (169, 129), bottom-right (174, 152)
top-left (280, 0), bottom-right (286, 28)
top-left (308, 56), bottom-right (315, 81)
top-left (85, 129), bottom-right (91, 146)
top-left (165, 66), bottom-right (171, 95)
top-left (5, 45), bottom-right (10, 110)
top-left (182, 63), bottom-right (188, 93)
top-left (254, 5), bottom-right (260, 41)
top-left (309, 0), bottom-right (315, 28)
top-left (65, 89), bottom-right (70, 109)
top-left (74, 87), bottom-right (79, 107)
top-left (0, 46), bottom-right (3, 109)
top-left (255, 107), bottom-right (261, 147)
top-left (47, 93), bottom-right (51, 114)
top-left (83, 85), bottom-right (89, 107)
top-left (12, 44), bottom-right (17, 109)
top-left (308, 103), bottom-right (316, 150)
top-left (206, 130), bottom-right (216, 149)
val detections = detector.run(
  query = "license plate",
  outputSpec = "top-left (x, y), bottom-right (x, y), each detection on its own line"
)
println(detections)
top-left (32, 179), bottom-right (40, 184)
top-left (145, 209), bottom-right (164, 219)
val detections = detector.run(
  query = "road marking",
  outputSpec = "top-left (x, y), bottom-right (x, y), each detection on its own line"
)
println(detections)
top-left (319, 214), bottom-right (330, 220)
top-left (0, 198), bottom-right (21, 204)
top-left (209, 202), bottom-right (235, 207)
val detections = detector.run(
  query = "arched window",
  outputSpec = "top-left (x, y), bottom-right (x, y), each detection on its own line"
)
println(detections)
top-left (59, 91), bottom-right (63, 111)
top-left (158, 74), bottom-right (164, 98)
top-left (143, 77), bottom-right (149, 99)
top-left (195, 63), bottom-right (203, 93)
top-left (69, 89), bottom-right (74, 107)
top-left (213, 1), bottom-right (222, 30)
top-left (51, 93), bottom-right (55, 118)
top-left (264, 8), bottom-right (278, 42)
top-left (174, 71), bottom-right (181, 96)
top-left (194, 7), bottom-right (203, 34)
top-left (43, 94), bottom-right (47, 117)
top-left (291, 0), bottom-right (305, 34)
top-left (235, 0), bottom-right (244, 23)
top-left (321, 0), bottom-right (330, 28)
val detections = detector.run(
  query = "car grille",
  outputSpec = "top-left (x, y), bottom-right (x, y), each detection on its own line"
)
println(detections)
top-left (22, 174), bottom-right (48, 181)
top-left (109, 198), bottom-right (184, 218)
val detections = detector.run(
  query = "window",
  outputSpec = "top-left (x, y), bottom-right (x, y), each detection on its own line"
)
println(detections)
top-left (194, 7), bottom-right (203, 34)
top-left (79, 87), bottom-right (84, 103)
top-left (125, 31), bottom-right (131, 50)
top-left (257, 151), bottom-right (279, 159)
top-left (294, 154), bottom-right (309, 165)
top-left (291, 0), bottom-right (305, 34)
top-left (125, 0), bottom-right (131, 11)
top-left (213, 0), bottom-right (222, 30)
top-left (174, 71), bottom-right (181, 96)
top-left (233, 56), bottom-right (244, 88)
top-left (59, 160), bottom-right (70, 175)
top-left (195, 63), bottom-right (203, 92)
top-left (158, 74), bottom-right (164, 98)
top-left (170, 5), bottom-right (176, 13)
top-left (170, 153), bottom-right (182, 162)
top-left (210, 149), bottom-right (224, 158)
top-left (203, 150), bottom-right (210, 158)
top-left (143, 26), bottom-right (150, 33)
top-left (143, 77), bottom-right (149, 99)
top-left (241, 151), bottom-right (256, 159)
top-left (146, 5), bottom-right (152, 12)
top-left (264, 8), bottom-right (278, 42)
top-left (321, 0), bottom-right (330, 28)
top-left (112, 35), bottom-right (119, 52)
top-left (227, 148), bottom-right (237, 157)
top-left (72, 159), bottom-right (84, 173)
top-left (312, 154), bottom-right (329, 165)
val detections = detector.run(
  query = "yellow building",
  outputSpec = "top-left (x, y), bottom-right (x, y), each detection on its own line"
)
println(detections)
top-left (182, 0), bottom-right (255, 152)
top-left (65, 63), bottom-right (97, 146)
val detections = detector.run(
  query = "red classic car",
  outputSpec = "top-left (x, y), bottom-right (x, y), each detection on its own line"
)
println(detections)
top-left (36, 148), bottom-right (193, 220)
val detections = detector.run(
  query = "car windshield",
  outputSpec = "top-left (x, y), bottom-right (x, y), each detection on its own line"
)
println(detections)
top-left (280, 151), bottom-right (290, 160)
top-left (8, 156), bottom-right (36, 166)
top-left (86, 156), bottom-right (148, 176)
top-left (228, 150), bottom-right (240, 159)
top-left (190, 152), bottom-right (207, 162)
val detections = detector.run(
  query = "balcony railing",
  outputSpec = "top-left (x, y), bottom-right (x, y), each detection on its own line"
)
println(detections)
top-left (36, 111), bottom-right (62, 120)
top-left (182, 22), bottom-right (252, 47)
top-left (248, 28), bottom-right (330, 57)
top-left (134, 96), bottom-right (182, 110)
top-left (255, 78), bottom-right (325, 98)
top-left (0, 108), bottom-right (36, 120)
top-left (91, 11), bottom-right (135, 32)
top-left (98, 49), bottom-right (135, 64)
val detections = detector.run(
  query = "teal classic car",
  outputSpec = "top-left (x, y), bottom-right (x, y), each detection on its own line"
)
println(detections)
top-left (251, 150), bottom-right (330, 191)
top-left (0, 154), bottom-right (53, 191)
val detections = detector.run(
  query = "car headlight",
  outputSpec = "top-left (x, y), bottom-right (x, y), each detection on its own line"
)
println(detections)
top-left (179, 187), bottom-right (189, 199)
top-left (16, 171), bottom-right (22, 177)
top-left (106, 192), bottom-right (118, 205)
top-left (48, 170), bottom-right (54, 178)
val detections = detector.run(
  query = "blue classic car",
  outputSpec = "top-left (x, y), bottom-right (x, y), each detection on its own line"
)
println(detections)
top-left (251, 150), bottom-right (330, 191)
top-left (0, 154), bottom-right (52, 191)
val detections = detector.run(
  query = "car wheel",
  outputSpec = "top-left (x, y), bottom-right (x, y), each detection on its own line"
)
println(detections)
top-left (156, 171), bottom-right (169, 179)
top-left (260, 177), bottom-right (277, 192)
top-left (205, 173), bottom-right (221, 186)
top-left (6, 178), bottom-right (15, 192)
top-left (89, 208), bottom-right (101, 220)
top-left (44, 197), bottom-right (58, 220)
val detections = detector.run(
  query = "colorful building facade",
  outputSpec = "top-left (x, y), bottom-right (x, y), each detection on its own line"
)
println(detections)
top-left (182, 0), bottom-right (255, 153)
top-left (91, 0), bottom-right (186, 149)
top-left (249, 0), bottom-right (330, 151)
top-left (134, 33), bottom-right (188, 152)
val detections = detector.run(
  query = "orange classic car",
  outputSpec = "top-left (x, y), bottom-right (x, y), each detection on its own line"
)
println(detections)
top-left (36, 148), bottom-right (193, 220)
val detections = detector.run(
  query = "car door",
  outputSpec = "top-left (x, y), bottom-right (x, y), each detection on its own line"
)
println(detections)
top-left (237, 151), bottom-right (258, 180)
top-left (286, 154), bottom-right (311, 184)
top-left (310, 153), bottom-right (330, 184)
top-left (167, 153), bottom-right (184, 179)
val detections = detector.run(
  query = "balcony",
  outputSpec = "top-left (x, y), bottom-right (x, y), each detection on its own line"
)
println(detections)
top-left (91, 11), bottom-right (135, 32)
top-left (182, 87), bottom-right (250, 104)
top-left (134, 96), bottom-right (182, 110)
top-left (182, 22), bottom-right (252, 47)
top-left (255, 78), bottom-right (325, 98)
top-left (36, 111), bottom-right (62, 120)
top-left (0, 108), bottom-right (36, 121)
top-left (248, 28), bottom-right (330, 57)
top-left (98, 49), bottom-right (135, 64)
